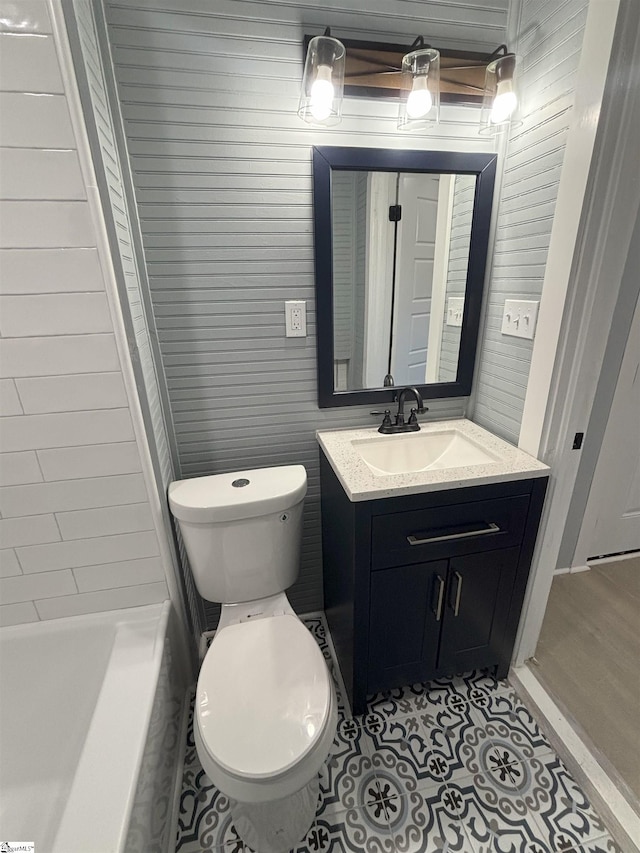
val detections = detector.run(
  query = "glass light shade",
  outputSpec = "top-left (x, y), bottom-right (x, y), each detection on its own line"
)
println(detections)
top-left (398, 48), bottom-right (440, 131)
top-left (298, 35), bottom-right (345, 127)
top-left (479, 53), bottom-right (521, 135)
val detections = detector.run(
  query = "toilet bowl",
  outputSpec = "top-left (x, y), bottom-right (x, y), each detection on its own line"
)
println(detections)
top-left (168, 466), bottom-right (338, 852)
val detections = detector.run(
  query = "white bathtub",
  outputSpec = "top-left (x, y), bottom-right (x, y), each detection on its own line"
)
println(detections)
top-left (0, 602), bottom-right (186, 853)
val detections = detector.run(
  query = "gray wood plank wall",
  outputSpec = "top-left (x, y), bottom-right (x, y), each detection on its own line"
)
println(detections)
top-left (102, 0), bottom-right (507, 623)
top-left (472, 0), bottom-right (590, 444)
top-left (331, 172), bottom-right (355, 364)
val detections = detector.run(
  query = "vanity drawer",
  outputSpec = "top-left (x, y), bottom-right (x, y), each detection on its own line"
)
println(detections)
top-left (371, 494), bottom-right (530, 570)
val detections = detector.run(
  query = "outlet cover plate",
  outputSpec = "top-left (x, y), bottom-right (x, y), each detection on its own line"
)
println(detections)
top-left (446, 296), bottom-right (464, 327)
top-left (501, 299), bottom-right (539, 339)
top-left (285, 300), bottom-right (307, 337)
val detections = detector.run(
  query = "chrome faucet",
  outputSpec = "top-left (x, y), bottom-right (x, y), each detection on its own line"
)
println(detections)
top-left (374, 387), bottom-right (428, 434)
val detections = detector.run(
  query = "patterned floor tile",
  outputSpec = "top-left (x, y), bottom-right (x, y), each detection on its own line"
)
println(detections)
top-left (362, 712), bottom-right (438, 795)
top-left (176, 765), bottom-right (232, 851)
top-left (469, 689), bottom-right (555, 766)
top-left (364, 670), bottom-right (509, 724)
top-left (388, 785), bottom-right (476, 853)
top-left (367, 683), bottom-right (434, 722)
top-left (563, 836), bottom-right (624, 853)
top-left (449, 671), bottom-right (512, 702)
top-left (306, 803), bottom-right (395, 852)
top-left (305, 616), bottom-right (349, 720)
top-left (530, 755), bottom-right (614, 852)
top-left (412, 694), bottom-right (508, 790)
top-left (176, 631), bottom-right (618, 853)
top-left (327, 661), bottom-right (349, 721)
top-left (318, 716), bottom-right (376, 814)
top-left (446, 774), bottom-right (553, 853)
top-left (304, 617), bottom-right (328, 647)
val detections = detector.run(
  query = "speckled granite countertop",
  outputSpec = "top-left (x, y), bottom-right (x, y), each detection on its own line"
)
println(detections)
top-left (316, 418), bottom-right (549, 502)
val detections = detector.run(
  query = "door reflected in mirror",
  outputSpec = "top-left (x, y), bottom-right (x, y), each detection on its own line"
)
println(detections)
top-left (331, 171), bottom-right (475, 392)
top-left (312, 146), bottom-right (497, 408)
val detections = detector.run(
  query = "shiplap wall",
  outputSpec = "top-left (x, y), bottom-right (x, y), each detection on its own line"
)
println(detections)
top-left (331, 170), bottom-right (367, 387)
top-left (331, 172), bottom-right (355, 364)
top-left (352, 172), bottom-right (368, 389)
top-left (472, 0), bottom-right (590, 444)
top-left (439, 175), bottom-right (475, 381)
top-left (103, 0), bottom-right (506, 622)
top-left (0, 1), bottom-right (168, 626)
top-left (66, 0), bottom-right (203, 636)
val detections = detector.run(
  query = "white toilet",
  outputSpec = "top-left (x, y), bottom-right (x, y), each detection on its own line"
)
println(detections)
top-left (168, 465), bottom-right (337, 853)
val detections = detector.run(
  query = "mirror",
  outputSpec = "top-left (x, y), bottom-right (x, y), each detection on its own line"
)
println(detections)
top-left (313, 147), bottom-right (497, 408)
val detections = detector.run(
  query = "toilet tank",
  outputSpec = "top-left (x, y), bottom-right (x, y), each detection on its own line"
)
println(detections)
top-left (168, 466), bottom-right (307, 604)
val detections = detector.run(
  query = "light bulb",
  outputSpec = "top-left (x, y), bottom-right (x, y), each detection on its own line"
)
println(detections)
top-left (310, 64), bottom-right (334, 121)
top-left (406, 74), bottom-right (432, 119)
top-left (490, 78), bottom-right (517, 124)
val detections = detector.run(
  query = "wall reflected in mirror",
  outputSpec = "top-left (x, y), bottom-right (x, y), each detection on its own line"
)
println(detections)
top-left (331, 171), bottom-right (476, 392)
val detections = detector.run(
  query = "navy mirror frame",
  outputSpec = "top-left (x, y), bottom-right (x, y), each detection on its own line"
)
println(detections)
top-left (312, 146), bottom-right (497, 408)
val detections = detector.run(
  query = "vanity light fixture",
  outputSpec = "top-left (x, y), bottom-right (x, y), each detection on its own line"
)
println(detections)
top-left (479, 45), bottom-right (520, 135)
top-left (298, 28), bottom-right (346, 126)
top-left (398, 38), bottom-right (440, 130)
top-left (298, 32), bottom-right (519, 134)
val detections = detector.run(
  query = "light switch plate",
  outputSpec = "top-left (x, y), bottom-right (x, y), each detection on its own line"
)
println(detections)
top-left (501, 299), bottom-right (539, 339)
top-left (446, 296), bottom-right (464, 327)
top-left (285, 300), bottom-right (306, 337)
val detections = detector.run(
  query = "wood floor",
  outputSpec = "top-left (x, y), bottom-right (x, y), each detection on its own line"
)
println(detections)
top-left (535, 556), bottom-right (640, 801)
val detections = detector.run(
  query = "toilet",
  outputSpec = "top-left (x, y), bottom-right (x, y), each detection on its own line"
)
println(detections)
top-left (168, 465), bottom-right (337, 853)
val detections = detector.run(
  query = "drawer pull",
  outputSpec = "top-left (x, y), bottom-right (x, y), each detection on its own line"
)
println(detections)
top-left (451, 571), bottom-right (463, 616)
top-left (432, 574), bottom-right (445, 621)
top-left (407, 522), bottom-right (500, 546)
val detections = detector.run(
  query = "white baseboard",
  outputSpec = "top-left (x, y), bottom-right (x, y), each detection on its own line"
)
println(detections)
top-left (588, 551), bottom-right (640, 567)
top-left (554, 564), bottom-right (591, 575)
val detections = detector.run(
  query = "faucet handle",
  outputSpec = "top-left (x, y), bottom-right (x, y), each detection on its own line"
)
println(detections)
top-left (374, 410), bottom-right (393, 433)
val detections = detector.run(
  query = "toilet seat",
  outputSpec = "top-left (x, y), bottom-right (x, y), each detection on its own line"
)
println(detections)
top-left (196, 615), bottom-right (333, 783)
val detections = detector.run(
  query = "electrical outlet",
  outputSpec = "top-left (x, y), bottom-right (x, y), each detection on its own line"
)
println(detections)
top-left (501, 299), bottom-right (539, 340)
top-left (285, 300), bottom-right (307, 337)
top-left (446, 297), bottom-right (464, 327)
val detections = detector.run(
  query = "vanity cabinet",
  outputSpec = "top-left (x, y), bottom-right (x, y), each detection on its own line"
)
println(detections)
top-left (319, 451), bottom-right (548, 715)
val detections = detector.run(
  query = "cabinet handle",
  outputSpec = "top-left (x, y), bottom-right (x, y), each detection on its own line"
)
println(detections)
top-left (451, 571), bottom-right (463, 616)
top-left (432, 574), bottom-right (445, 621)
top-left (407, 522), bottom-right (500, 546)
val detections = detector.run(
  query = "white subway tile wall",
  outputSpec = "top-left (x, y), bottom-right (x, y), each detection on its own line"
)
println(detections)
top-left (0, 148), bottom-right (86, 200)
top-left (0, 247), bottom-right (104, 293)
top-left (0, 2), bottom-right (169, 626)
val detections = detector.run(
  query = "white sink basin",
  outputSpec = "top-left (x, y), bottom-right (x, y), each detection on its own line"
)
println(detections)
top-left (352, 429), bottom-right (501, 476)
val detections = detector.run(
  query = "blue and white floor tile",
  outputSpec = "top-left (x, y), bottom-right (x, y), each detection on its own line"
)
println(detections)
top-left (175, 617), bottom-right (622, 853)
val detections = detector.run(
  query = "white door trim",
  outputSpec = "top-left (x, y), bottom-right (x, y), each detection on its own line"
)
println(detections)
top-left (518, 0), bottom-right (621, 458)
top-left (363, 172), bottom-right (396, 387)
top-left (513, 0), bottom-right (640, 665)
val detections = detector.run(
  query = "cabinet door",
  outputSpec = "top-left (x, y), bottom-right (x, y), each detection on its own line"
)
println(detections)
top-left (438, 547), bottom-right (520, 674)
top-left (368, 560), bottom-right (448, 693)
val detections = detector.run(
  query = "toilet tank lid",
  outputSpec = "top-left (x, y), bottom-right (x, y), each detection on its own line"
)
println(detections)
top-left (168, 465), bottom-right (307, 523)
